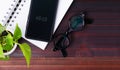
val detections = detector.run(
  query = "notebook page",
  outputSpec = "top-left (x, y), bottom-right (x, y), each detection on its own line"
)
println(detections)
top-left (0, 0), bottom-right (16, 25)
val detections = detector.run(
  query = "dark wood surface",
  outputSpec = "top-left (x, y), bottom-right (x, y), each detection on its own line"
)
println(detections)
top-left (1, 0), bottom-right (120, 70)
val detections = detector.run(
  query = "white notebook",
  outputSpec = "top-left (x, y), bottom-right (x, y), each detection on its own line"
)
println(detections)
top-left (0, 0), bottom-right (73, 50)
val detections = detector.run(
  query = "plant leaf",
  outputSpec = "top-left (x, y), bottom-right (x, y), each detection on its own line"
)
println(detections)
top-left (0, 55), bottom-right (10, 60)
top-left (19, 43), bottom-right (31, 67)
top-left (13, 24), bottom-right (22, 41)
top-left (0, 24), bottom-right (5, 35)
top-left (0, 44), bottom-right (9, 60)
top-left (0, 44), bottom-right (5, 58)
top-left (2, 33), bottom-right (13, 51)
top-left (6, 33), bottom-right (13, 50)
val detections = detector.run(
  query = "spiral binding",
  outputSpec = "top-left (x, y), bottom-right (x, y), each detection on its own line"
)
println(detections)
top-left (3, 0), bottom-right (26, 27)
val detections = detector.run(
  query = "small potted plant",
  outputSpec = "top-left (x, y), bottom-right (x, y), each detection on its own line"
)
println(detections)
top-left (0, 23), bottom-right (31, 67)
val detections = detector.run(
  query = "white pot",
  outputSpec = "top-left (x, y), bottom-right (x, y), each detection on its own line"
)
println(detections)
top-left (4, 44), bottom-right (17, 56)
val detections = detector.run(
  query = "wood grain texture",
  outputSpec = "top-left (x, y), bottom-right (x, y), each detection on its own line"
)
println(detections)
top-left (1, 0), bottom-right (120, 70)
top-left (1, 57), bottom-right (120, 70)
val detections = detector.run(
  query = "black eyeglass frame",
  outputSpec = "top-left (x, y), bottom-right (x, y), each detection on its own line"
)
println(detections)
top-left (53, 13), bottom-right (85, 57)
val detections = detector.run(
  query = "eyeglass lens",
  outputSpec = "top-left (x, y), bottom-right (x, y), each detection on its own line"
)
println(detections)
top-left (53, 13), bottom-right (85, 57)
top-left (69, 14), bottom-right (84, 31)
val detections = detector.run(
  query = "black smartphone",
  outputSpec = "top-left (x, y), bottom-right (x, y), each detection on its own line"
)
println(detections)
top-left (25, 0), bottom-right (59, 42)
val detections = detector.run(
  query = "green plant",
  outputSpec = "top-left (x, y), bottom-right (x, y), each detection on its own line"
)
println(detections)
top-left (0, 23), bottom-right (31, 67)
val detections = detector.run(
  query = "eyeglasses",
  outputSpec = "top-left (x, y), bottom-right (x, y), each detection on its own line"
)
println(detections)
top-left (53, 13), bottom-right (85, 57)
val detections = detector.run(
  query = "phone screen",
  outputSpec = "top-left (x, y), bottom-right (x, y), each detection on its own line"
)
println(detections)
top-left (25, 0), bottom-right (58, 42)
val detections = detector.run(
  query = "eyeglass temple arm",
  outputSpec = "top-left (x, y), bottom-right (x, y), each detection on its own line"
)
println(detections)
top-left (61, 48), bottom-right (68, 57)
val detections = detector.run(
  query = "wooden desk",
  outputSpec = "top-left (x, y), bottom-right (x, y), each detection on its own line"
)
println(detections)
top-left (1, 0), bottom-right (120, 70)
